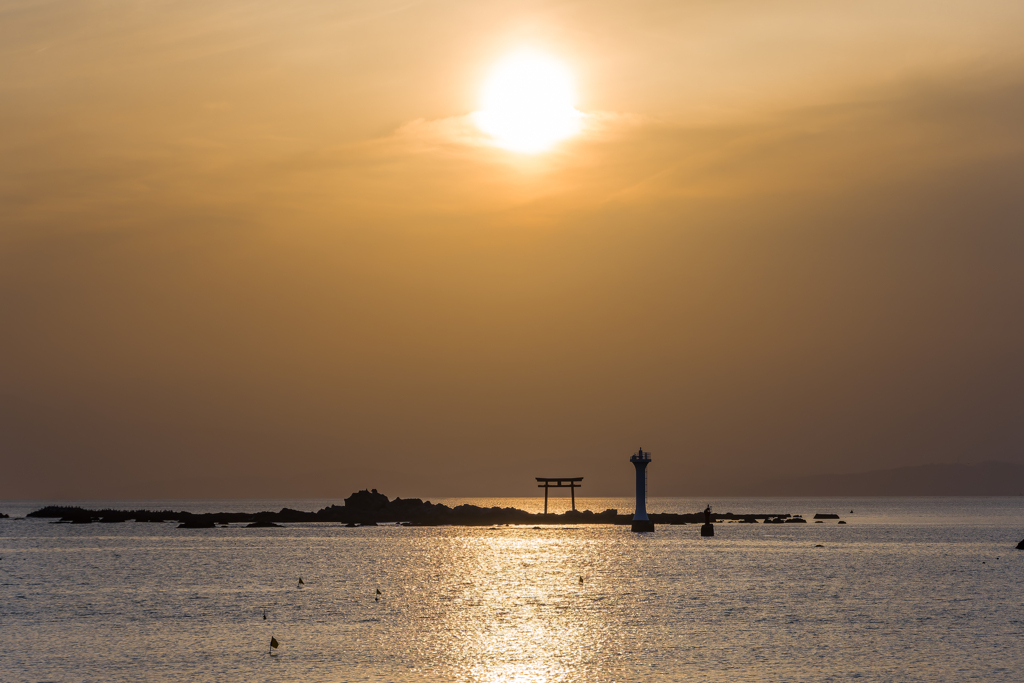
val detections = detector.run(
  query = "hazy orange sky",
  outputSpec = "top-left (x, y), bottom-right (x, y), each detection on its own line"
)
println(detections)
top-left (3, 0), bottom-right (1024, 499)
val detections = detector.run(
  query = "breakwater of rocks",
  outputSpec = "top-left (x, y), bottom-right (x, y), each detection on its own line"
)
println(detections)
top-left (26, 489), bottom-right (806, 528)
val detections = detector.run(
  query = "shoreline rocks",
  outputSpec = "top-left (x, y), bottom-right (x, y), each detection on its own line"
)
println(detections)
top-left (26, 491), bottom-right (799, 529)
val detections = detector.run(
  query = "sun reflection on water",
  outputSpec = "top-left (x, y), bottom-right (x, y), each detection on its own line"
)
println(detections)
top-left (433, 530), bottom-right (624, 683)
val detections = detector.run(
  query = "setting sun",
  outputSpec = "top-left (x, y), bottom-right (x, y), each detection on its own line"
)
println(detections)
top-left (473, 51), bottom-right (583, 153)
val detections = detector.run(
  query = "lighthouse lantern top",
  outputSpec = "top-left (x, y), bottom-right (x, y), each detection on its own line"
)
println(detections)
top-left (630, 448), bottom-right (651, 463)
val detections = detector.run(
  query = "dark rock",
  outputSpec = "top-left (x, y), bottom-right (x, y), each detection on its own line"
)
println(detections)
top-left (631, 519), bottom-right (655, 532)
top-left (134, 512), bottom-right (174, 523)
top-left (54, 510), bottom-right (94, 524)
top-left (700, 523), bottom-right (714, 537)
top-left (344, 489), bottom-right (390, 512)
top-left (1016, 538), bottom-right (1024, 549)
top-left (651, 513), bottom-right (701, 524)
top-left (0, 512), bottom-right (8, 519)
top-left (25, 491), bottom-right (802, 530)
top-left (29, 506), bottom-right (87, 518)
top-left (785, 517), bottom-right (807, 523)
top-left (246, 521), bottom-right (283, 528)
top-left (813, 513), bottom-right (841, 519)
top-left (838, 521), bottom-right (847, 524)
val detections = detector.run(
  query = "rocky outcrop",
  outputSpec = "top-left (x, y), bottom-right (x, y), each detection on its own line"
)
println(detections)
top-left (813, 513), bottom-right (841, 519)
top-left (30, 506), bottom-right (180, 523)
top-left (27, 494), bottom-right (799, 529)
top-left (344, 489), bottom-right (389, 512)
top-left (1016, 538), bottom-right (1024, 550)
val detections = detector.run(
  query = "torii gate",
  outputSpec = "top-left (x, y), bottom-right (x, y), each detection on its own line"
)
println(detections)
top-left (536, 477), bottom-right (583, 514)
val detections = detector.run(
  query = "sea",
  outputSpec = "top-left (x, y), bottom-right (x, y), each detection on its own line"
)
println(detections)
top-left (1, 496), bottom-right (1022, 683)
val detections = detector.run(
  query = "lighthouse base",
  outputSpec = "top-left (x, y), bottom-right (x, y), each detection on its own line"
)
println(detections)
top-left (700, 523), bottom-right (715, 537)
top-left (631, 519), bottom-right (655, 533)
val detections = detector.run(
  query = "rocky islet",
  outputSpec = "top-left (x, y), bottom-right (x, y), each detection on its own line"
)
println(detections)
top-left (23, 489), bottom-right (818, 528)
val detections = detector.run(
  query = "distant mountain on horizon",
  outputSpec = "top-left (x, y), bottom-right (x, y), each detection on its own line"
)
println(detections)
top-left (740, 461), bottom-right (1024, 496)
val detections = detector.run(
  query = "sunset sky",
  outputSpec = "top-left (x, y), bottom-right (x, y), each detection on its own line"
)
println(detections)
top-left (3, 0), bottom-right (1023, 499)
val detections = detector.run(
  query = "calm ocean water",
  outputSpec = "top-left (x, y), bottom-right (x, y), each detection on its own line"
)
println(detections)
top-left (1, 497), bottom-right (1022, 682)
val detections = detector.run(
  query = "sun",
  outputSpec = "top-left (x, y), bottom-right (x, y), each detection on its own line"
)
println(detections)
top-left (473, 51), bottom-right (583, 153)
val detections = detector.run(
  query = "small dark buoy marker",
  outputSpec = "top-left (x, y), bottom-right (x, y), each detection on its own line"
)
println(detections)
top-left (700, 504), bottom-right (714, 537)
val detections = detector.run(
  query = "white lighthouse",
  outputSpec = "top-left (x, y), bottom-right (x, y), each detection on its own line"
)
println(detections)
top-left (630, 448), bottom-right (654, 532)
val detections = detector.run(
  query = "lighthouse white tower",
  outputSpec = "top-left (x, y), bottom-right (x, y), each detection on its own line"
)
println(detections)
top-left (630, 448), bottom-right (654, 532)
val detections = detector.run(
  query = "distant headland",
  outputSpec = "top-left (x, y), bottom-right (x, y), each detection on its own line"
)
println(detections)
top-left (733, 461), bottom-right (1024, 496)
top-left (25, 489), bottom-right (802, 528)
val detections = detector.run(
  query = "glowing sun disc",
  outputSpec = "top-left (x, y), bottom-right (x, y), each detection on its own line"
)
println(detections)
top-left (473, 51), bottom-right (583, 153)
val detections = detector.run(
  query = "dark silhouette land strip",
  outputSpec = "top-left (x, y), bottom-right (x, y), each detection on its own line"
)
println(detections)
top-left (26, 489), bottom-right (798, 527)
